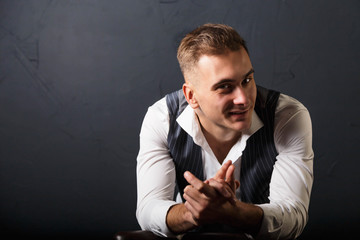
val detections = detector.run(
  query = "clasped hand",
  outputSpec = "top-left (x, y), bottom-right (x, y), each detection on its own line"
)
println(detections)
top-left (183, 160), bottom-right (240, 226)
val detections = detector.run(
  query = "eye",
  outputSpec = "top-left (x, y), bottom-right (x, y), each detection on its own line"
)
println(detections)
top-left (215, 83), bottom-right (234, 94)
top-left (219, 84), bottom-right (232, 89)
top-left (242, 77), bottom-right (252, 85)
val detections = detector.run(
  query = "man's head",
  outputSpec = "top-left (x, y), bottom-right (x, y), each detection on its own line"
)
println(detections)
top-left (177, 23), bottom-right (249, 82)
top-left (178, 24), bottom-right (256, 137)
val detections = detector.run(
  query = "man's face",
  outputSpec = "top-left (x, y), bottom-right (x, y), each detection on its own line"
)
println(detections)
top-left (189, 48), bottom-right (257, 136)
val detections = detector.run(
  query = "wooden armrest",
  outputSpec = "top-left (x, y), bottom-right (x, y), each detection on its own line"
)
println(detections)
top-left (182, 232), bottom-right (251, 240)
top-left (114, 230), bottom-right (251, 240)
top-left (114, 230), bottom-right (177, 240)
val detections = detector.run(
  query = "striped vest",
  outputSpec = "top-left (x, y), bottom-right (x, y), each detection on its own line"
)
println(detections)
top-left (166, 86), bottom-right (280, 204)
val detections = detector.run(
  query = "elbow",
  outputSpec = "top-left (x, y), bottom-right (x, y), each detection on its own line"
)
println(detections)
top-left (294, 205), bottom-right (309, 238)
top-left (136, 204), bottom-right (150, 231)
top-left (285, 202), bottom-right (309, 239)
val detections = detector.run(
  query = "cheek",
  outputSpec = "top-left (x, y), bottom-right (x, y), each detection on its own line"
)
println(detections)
top-left (217, 97), bottom-right (234, 114)
top-left (205, 93), bottom-right (225, 107)
top-left (201, 97), bottom-right (227, 116)
top-left (251, 92), bottom-right (257, 104)
top-left (213, 95), bottom-right (229, 106)
top-left (249, 85), bottom-right (257, 104)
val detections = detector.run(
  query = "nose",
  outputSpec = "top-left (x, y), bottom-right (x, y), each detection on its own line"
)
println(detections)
top-left (233, 87), bottom-right (248, 105)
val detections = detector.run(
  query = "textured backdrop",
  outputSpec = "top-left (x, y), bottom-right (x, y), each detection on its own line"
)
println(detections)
top-left (0, 0), bottom-right (359, 239)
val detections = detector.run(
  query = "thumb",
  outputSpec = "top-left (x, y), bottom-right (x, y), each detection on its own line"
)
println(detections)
top-left (235, 180), bottom-right (240, 190)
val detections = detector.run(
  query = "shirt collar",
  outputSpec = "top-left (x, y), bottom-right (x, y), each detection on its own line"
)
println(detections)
top-left (176, 105), bottom-right (264, 152)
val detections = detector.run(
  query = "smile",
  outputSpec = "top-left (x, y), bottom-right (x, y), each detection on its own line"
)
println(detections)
top-left (229, 109), bottom-right (248, 115)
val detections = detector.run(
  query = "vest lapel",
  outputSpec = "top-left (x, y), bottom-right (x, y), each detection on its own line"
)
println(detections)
top-left (240, 86), bottom-right (280, 203)
top-left (166, 90), bottom-right (204, 202)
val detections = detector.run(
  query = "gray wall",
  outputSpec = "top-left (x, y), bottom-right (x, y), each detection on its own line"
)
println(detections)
top-left (0, 0), bottom-right (359, 239)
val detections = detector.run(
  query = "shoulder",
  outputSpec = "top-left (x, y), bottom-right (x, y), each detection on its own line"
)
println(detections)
top-left (142, 88), bottom-right (185, 128)
top-left (139, 96), bottom-right (169, 141)
top-left (148, 96), bottom-right (168, 116)
top-left (275, 93), bottom-right (311, 129)
top-left (148, 89), bottom-right (183, 116)
top-left (275, 93), bottom-right (309, 118)
top-left (274, 93), bottom-right (312, 153)
top-left (143, 96), bottom-right (169, 127)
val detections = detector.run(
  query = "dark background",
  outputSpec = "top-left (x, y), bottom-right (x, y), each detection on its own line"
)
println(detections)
top-left (0, 0), bottom-right (359, 239)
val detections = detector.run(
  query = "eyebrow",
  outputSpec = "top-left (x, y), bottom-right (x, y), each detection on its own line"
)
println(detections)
top-left (245, 68), bottom-right (255, 77)
top-left (211, 68), bottom-right (255, 90)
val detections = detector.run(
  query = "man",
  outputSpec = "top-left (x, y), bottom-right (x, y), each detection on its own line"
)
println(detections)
top-left (136, 23), bottom-right (313, 239)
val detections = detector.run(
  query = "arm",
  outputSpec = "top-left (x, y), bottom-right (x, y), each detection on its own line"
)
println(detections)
top-left (255, 95), bottom-right (314, 239)
top-left (165, 203), bottom-right (196, 234)
top-left (136, 99), bottom-right (178, 237)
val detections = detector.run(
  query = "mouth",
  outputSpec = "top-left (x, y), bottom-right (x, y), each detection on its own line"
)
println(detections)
top-left (228, 109), bottom-right (249, 115)
top-left (227, 108), bottom-right (251, 121)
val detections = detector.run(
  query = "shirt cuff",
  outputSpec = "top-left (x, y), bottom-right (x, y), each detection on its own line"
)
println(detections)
top-left (255, 203), bottom-right (283, 240)
top-left (148, 200), bottom-right (178, 237)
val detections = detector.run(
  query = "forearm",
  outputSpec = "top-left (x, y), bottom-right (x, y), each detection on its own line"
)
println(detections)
top-left (205, 175), bottom-right (264, 236)
top-left (224, 201), bottom-right (264, 236)
top-left (256, 202), bottom-right (309, 240)
top-left (166, 203), bottom-right (197, 234)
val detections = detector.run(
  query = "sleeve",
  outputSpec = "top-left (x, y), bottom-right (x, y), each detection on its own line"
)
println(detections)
top-left (256, 94), bottom-right (314, 240)
top-left (135, 98), bottom-right (178, 237)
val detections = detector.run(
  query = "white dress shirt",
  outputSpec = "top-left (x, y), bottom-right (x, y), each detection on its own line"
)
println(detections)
top-left (136, 92), bottom-right (314, 239)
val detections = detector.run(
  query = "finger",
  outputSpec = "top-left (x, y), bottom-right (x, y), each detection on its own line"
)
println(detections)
top-left (184, 171), bottom-right (213, 195)
top-left (183, 191), bottom-right (204, 217)
top-left (235, 180), bottom-right (240, 190)
top-left (184, 185), bottom-right (204, 203)
top-left (184, 171), bottom-right (203, 190)
top-left (183, 192), bottom-right (198, 209)
top-left (225, 164), bottom-right (238, 192)
top-left (207, 178), bottom-right (231, 198)
top-left (214, 160), bottom-right (232, 180)
top-left (183, 200), bottom-right (200, 224)
top-left (206, 179), bottom-right (237, 206)
top-left (225, 164), bottom-right (235, 183)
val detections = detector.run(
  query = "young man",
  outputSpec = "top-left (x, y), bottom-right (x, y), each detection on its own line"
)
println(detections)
top-left (136, 24), bottom-right (313, 239)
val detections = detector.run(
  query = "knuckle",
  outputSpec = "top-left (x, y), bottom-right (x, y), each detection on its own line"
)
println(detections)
top-left (191, 210), bottom-right (201, 220)
top-left (197, 183), bottom-right (206, 192)
top-left (218, 179), bottom-right (226, 184)
top-left (199, 198), bottom-right (210, 208)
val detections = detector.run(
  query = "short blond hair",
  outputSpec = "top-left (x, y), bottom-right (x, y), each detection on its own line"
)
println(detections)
top-left (177, 23), bottom-right (248, 79)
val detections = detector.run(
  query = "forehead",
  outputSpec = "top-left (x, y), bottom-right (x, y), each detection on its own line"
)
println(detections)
top-left (195, 48), bottom-right (252, 81)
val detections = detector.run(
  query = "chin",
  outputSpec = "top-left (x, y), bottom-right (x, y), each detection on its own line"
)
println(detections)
top-left (232, 123), bottom-right (251, 132)
top-left (233, 119), bottom-right (252, 131)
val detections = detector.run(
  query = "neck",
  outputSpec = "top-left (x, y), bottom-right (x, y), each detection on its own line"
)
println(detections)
top-left (196, 115), bottom-right (241, 164)
top-left (196, 112), bottom-right (242, 143)
top-left (201, 124), bottom-right (241, 145)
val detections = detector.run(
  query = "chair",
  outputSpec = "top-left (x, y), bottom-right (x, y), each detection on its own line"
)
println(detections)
top-left (114, 230), bottom-right (251, 240)
top-left (114, 231), bottom-right (176, 240)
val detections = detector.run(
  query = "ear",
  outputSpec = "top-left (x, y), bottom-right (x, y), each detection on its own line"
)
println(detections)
top-left (182, 83), bottom-right (199, 109)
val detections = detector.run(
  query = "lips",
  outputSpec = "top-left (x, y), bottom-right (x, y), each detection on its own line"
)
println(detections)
top-left (229, 109), bottom-right (249, 115)
top-left (226, 108), bottom-right (250, 121)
